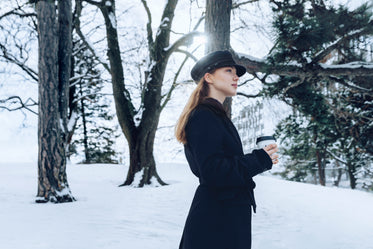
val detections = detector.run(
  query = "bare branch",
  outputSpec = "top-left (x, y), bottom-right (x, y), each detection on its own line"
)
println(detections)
top-left (313, 22), bottom-right (373, 63)
top-left (326, 149), bottom-right (347, 165)
top-left (173, 48), bottom-right (198, 62)
top-left (328, 76), bottom-right (373, 93)
top-left (0, 96), bottom-right (38, 115)
top-left (237, 92), bottom-right (261, 99)
top-left (0, 2), bottom-right (35, 20)
top-left (74, 0), bottom-right (110, 73)
top-left (232, 0), bottom-right (259, 9)
top-left (283, 77), bottom-right (305, 94)
top-left (0, 44), bottom-right (38, 81)
top-left (160, 46), bottom-right (201, 111)
top-left (192, 15), bottom-right (205, 31)
top-left (164, 31), bottom-right (203, 58)
top-left (238, 76), bottom-right (256, 87)
top-left (140, 0), bottom-right (154, 47)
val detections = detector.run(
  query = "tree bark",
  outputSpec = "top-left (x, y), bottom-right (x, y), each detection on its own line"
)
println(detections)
top-left (36, 0), bottom-right (74, 203)
top-left (347, 161), bottom-right (357, 189)
top-left (333, 160), bottom-right (343, 187)
top-left (313, 125), bottom-right (325, 186)
top-left (121, 129), bottom-right (166, 186)
top-left (205, 0), bottom-right (233, 117)
top-left (58, 0), bottom-right (72, 139)
top-left (96, 0), bottom-right (179, 186)
top-left (316, 150), bottom-right (326, 186)
top-left (205, 0), bottom-right (231, 53)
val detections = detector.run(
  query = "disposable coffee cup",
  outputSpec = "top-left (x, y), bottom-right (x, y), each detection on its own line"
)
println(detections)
top-left (256, 135), bottom-right (276, 149)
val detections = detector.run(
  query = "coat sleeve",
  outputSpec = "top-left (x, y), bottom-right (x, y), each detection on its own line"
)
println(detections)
top-left (186, 108), bottom-right (272, 188)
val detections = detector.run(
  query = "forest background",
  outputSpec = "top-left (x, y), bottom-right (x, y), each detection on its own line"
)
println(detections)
top-left (0, 0), bottom-right (372, 204)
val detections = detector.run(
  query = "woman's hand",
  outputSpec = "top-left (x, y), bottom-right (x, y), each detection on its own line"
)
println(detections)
top-left (263, 144), bottom-right (279, 164)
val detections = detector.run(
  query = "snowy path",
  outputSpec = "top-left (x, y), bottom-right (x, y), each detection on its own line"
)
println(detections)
top-left (1, 162), bottom-right (372, 249)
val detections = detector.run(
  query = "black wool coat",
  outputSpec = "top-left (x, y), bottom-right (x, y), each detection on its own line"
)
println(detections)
top-left (179, 98), bottom-right (273, 249)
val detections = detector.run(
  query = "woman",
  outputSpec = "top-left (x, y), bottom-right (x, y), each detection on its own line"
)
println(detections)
top-left (175, 50), bottom-right (279, 249)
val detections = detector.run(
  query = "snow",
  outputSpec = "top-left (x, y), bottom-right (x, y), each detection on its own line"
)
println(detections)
top-left (105, 1), bottom-right (112, 7)
top-left (108, 11), bottom-right (117, 29)
top-left (67, 111), bottom-right (78, 132)
top-left (320, 61), bottom-right (373, 69)
top-left (237, 52), bottom-right (266, 63)
top-left (1, 162), bottom-right (373, 249)
top-left (59, 118), bottom-right (65, 132)
top-left (160, 17), bottom-right (170, 28)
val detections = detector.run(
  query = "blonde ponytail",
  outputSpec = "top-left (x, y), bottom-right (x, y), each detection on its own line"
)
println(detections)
top-left (175, 78), bottom-right (209, 144)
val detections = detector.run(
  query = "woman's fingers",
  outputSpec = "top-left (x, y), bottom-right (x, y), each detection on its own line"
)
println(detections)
top-left (271, 154), bottom-right (279, 160)
top-left (263, 144), bottom-right (279, 164)
top-left (263, 143), bottom-right (276, 151)
top-left (263, 144), bottom-right (278, 155)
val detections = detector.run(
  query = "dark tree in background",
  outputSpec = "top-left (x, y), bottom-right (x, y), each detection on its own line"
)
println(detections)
top-left (266, 0), bottom-right (373, 189)
top-left (36, 0), bottom-right (74, 203)
top-left (205, 0), bottom-right (233, 117)
top-left (80, 0), bottom-right (199, 186)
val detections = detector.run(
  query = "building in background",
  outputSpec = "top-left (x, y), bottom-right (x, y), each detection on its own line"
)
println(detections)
top-left (233, 101), bottom-right (264, 153)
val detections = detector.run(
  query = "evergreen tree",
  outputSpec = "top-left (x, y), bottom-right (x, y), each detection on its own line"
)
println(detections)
top-left (69, 39), bottom-right (120, 164)
top-left (275, 114), bottom-right (318, 183)
top-left (267, 0), bottom-right (373, 189)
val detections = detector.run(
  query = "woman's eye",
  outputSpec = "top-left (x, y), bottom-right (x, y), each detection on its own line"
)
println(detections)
top-left (226, 69), bottom-right (232, 72)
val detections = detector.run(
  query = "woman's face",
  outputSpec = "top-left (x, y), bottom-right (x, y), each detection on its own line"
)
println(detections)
top-left (205, 66), bottom-right (239, 103)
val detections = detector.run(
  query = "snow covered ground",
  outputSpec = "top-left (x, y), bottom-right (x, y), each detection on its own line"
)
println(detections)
top-left (1, 162), bottom-right (373, 249)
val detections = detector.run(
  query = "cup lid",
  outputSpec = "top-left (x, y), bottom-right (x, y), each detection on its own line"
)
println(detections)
top-left (256, 136), bottom-right (276, 144)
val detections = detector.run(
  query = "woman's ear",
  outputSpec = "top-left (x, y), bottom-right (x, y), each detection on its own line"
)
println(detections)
top-left (204, 73), bottom-right (213, 84)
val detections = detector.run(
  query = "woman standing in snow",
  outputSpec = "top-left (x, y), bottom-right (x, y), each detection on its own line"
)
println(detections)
top-left (175, 50), bottom-right (278, 249)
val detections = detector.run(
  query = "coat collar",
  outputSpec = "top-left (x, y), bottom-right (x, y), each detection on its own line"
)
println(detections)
top-left (199, 97), bottom-right (227, 117)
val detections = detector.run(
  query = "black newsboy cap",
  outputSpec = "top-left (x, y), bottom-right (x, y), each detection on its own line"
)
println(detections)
top-left (191, 50), bottom-right (246, 82)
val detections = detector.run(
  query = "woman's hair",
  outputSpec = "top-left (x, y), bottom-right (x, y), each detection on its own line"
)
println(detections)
top-left (175, 77), bottom-right (210, 144)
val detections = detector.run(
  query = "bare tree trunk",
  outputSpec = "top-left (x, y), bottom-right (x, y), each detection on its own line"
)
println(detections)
top-left (79, 84), bottom-right (90, 163)
top-left (82, 0), bottom-right (195, 186)
top-left (121, 128), bottom-right (166, 186)
top-left (312, 124), bottom-right (325, 186)
top-left (205, 0), bottom-right (233, 117)
top-left (36, 0), bottom-right (74, 203)
top-left (58, 0), bottom-right (72, 138)
top-left (333, 160), bottom-right (343, 186)
top-left (97, 0), bottom-right (177, 186)
top-left (347, 161), bottom-right (357, 189)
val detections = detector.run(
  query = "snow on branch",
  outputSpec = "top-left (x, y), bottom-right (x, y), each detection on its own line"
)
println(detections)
top-left (233, 50), bottom-right (373, 78)
top-left (326, 149), bottom-right (348, 165)
top-left (82, 0), bottom-right (101, 6)
top-left (164, 31), bottom-right (203, 56)
top-left (67, 110), bottom-right (79, 133)
top-left (313, 26), bottom-right (372, 63)
top-left (328, 75), bottom-right (373, 93)
top-left (108, 11), bottom-right (117, 29)
top-left (320, 61), bottom-right (373, 69)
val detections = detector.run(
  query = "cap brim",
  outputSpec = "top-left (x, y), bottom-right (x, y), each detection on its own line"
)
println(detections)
top-left (234, 64), bottom-right (246, 77)
top-left (218, 63), bottom-right (246, 77)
